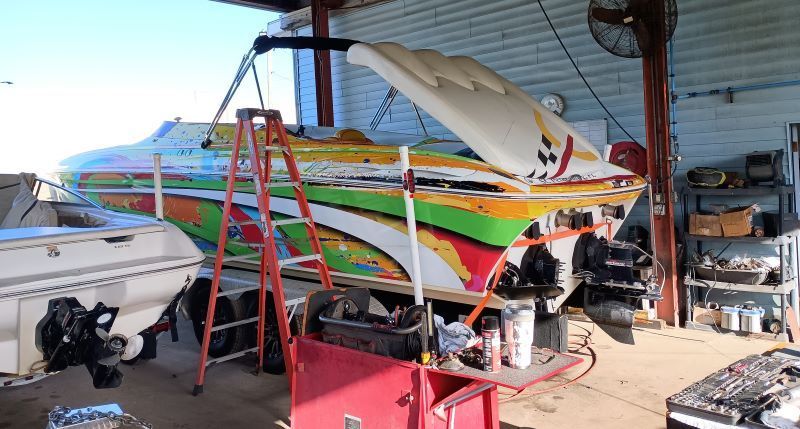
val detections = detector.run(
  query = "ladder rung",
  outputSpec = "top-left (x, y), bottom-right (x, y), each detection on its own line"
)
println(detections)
top-left (271, 217), bottom-right (310, 227)
top-left (205, 347), bottom-right (260, 366)
top-left (261, 146), bottom-right (288, 152)
top-left (223, 254), bottom-right (260, 263)
top-left (265, 181), bottom-right (299, 189)
top-left (279, 254), bottom-right (321, 267)
top-left (217, 285), bottom-right (261, 297)
top-left (230, 220), bottom-right (261, 227)
top-left (210, 316), bottom-right (260, 332)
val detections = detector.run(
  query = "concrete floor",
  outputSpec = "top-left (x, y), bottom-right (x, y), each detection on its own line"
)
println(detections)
top-left (0, 320), bottom-right (777, 429)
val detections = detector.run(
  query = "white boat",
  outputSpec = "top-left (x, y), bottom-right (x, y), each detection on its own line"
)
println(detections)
top-left (0, 173), bottom-right (204, 388)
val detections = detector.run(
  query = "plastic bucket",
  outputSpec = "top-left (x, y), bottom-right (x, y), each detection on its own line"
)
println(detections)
top-left (739, 307), bottom-right (765, 333)
top-left (720, 306), bottom-right (741, 331)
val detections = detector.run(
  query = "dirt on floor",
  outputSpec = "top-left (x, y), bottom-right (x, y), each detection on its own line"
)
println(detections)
top-left (0, 319), bottom-right (777, 428)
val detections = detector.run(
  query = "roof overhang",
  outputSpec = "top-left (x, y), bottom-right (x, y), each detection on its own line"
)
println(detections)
top-left (213, 0), bottom-right (311, 13)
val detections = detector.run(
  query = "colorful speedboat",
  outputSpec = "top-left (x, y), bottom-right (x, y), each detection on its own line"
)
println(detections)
top-left (57, 41), bottom-right (647, 309)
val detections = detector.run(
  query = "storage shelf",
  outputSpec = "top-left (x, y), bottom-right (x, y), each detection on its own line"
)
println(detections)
top-left (683, 186), bottom-right (793, 196)
top-left (683, 182), bottom-right (796, 338)
top-left (684, 277), bottom-right (796, 294)
top-left (686, 234), bottom-right (794, 244)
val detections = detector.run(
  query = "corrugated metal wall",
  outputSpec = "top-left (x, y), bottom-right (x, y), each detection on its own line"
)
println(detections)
top-left (294, 0), bottom-right (800, 307)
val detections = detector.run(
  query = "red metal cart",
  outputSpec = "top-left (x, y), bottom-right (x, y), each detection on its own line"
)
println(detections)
top-left (291, 334), bottom-right (582, 428)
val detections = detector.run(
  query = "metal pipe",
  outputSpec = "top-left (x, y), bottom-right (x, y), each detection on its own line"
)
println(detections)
top-left (668, 37), bottom-right (678, 151)
top-left (252, 61), bottom-right (265, 110)
top-left (202, 52), bottom-right (257, 148)
top-left (411, 102), bottom-right (428, 135)
top-left (153, 154), bottom-right (164, 221)
top-left (674, 79), bottom-right (800, 101)
top-left (317, 314), bottom-right (423, 334)
top-left (439, 383), bottom-right (494, 410)
top-left (400, 146), bottom-right (425, 306)
top-left (370, 86), bottom-right (397, 130)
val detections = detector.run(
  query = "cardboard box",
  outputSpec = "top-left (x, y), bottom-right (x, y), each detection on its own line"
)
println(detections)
top-left (689, 213), bottom-right (722, 236)
top-left (693, 305), bottom-right (722, 327)
top-left (720, 205), bottom-right (755, 237)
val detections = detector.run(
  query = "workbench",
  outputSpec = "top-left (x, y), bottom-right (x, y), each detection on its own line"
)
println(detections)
top-left (290, 334), bottom-right (582, 428)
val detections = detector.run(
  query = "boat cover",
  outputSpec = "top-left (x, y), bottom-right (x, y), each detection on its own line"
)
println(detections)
top-left (347, 43), bottom-right (604, 179)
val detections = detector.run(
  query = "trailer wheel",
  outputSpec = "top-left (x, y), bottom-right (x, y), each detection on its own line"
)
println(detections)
top-left (190, 288), bottom-right (247, 358)
top-left (261, 301), bottom-right (286, 375)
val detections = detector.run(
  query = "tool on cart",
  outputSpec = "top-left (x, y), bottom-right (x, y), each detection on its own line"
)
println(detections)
top-left (46, 404), bottom-right (152, 428)
top-left (193, 108), bottom-right (333, 395)
top-left (667, 354), bottom-right (800, 425)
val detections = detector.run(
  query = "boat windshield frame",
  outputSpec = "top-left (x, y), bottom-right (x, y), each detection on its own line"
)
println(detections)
top-left (34, 177), bottom-right (103, 210)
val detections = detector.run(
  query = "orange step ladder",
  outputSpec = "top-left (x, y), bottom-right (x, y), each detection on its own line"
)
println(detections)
top-left (193, 108), bottom-right (333, 395)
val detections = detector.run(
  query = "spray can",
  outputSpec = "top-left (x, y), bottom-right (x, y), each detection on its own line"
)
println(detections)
top-left (481, 316), bottom-right (501, 372)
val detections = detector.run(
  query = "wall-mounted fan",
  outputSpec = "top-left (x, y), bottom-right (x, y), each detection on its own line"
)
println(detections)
top-left (588, 0), bottom-right (678, 58)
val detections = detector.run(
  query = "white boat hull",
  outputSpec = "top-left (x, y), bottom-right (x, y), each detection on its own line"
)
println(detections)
top-left (0, 175), bottom-right (204, 383)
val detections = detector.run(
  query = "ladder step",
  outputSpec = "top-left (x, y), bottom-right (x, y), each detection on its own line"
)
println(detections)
top-left (265, 181), bottom-right (299, 189)
top-left (205, 347), bottom-right (260, 366)
top-left (210, 316), bottom-right (260, 332)
top-left (222, 254), bottom-right (260, 263)
top-left (217, 285), bottom-right (261, 297)
top-left (261, 146), bottom-right (288, 152)
top-left (239, 242), bottom-right (266, 248)
top-left (230, 220), bottom-right (261, 227)
top-left (279, 254), bottom-right (321, 267)
top-left (271, 217), bottom-right (310, 227)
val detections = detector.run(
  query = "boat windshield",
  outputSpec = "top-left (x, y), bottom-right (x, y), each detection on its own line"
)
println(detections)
top-left (33, 178), bottom-right (97, 208)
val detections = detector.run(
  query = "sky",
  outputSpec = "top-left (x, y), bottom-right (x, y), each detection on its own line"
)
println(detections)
top-left (0, 0), bottom-right (296, 174)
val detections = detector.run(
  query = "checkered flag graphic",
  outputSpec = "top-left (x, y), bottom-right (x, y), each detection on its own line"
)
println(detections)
top-left (530, 134), bottom-right (560, 179)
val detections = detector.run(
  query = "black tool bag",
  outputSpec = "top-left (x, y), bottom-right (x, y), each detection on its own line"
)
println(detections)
top-left (319, 297), bottom-right (426, 361)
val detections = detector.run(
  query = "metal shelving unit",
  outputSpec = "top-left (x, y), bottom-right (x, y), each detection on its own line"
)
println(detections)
top-left (682, 186), bottom-right (797, 340)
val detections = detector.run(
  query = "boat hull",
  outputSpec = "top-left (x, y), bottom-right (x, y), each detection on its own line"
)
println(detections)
top-left (0, 216), bottom-right (204, 379)
top-left (58, 167), bottom-right (643, 308)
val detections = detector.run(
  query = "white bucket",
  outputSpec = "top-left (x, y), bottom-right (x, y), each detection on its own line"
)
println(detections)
top-left (739, 307), bottom-right (765, 333)
top-left (503, 304), bottom-right (535, 369)
top-left (720, 306), bottom-right (741, 331)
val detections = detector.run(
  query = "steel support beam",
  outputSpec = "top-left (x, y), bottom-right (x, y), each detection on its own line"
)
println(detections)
top-left (642, 0), bottom-right (679, 325)
top-left (311, 0), bottom-right (335, 127)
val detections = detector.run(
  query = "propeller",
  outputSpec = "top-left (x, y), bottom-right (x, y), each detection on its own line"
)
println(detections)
top-left (95, 327), bottom-right (111, 342)
top-left (94, 327), bottom-right (127, 366)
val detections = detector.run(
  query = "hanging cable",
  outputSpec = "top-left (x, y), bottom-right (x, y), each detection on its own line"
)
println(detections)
top-left (536, 0), bottom-right (639, 145)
